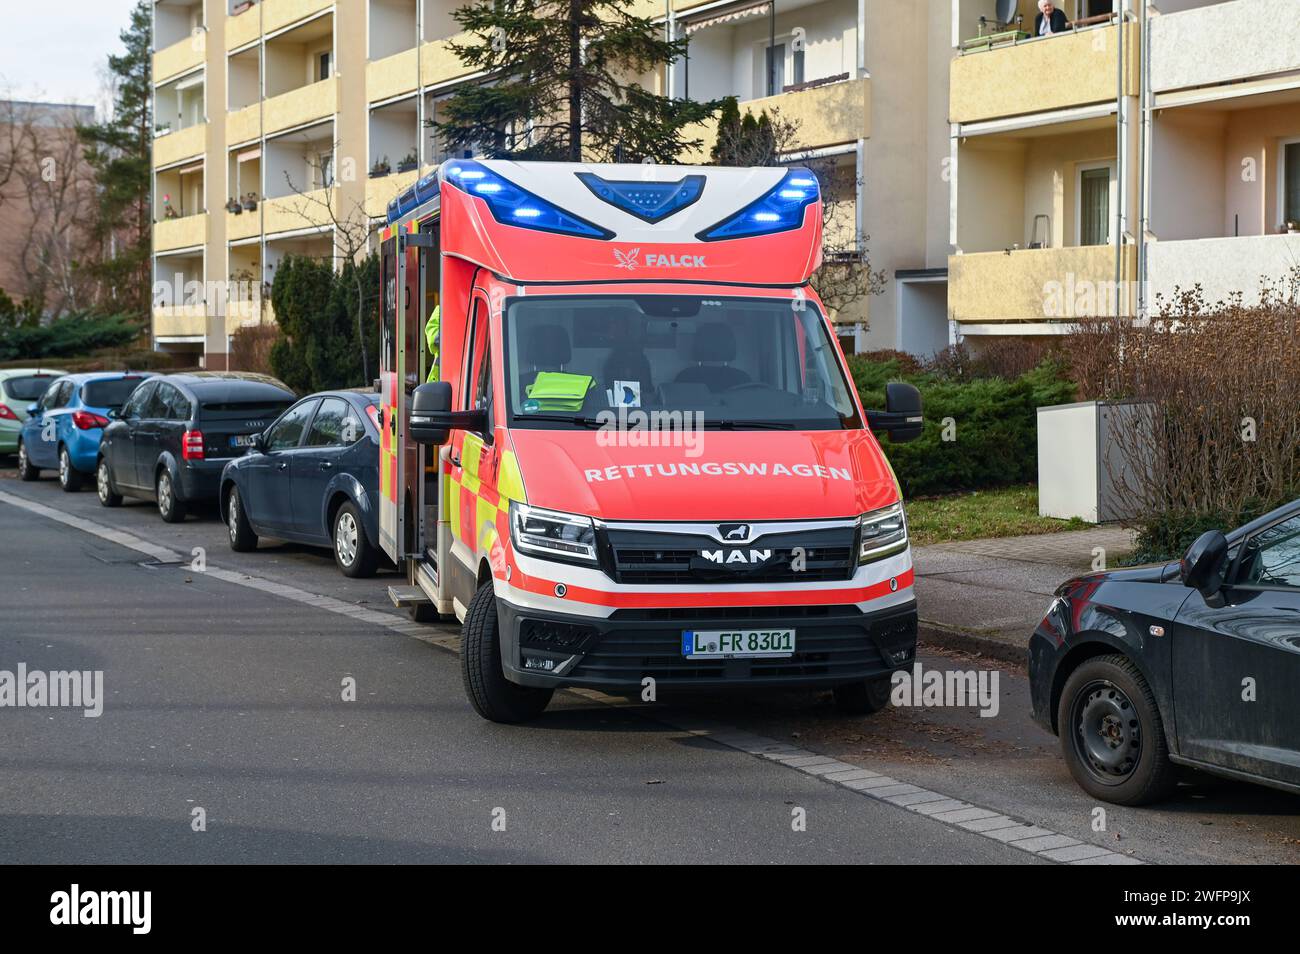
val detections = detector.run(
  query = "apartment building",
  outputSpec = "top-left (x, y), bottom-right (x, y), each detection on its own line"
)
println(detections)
top-left (947, 0), bottom-right (1300, 346)
top-left (151, 0), bottom-right (958, 367)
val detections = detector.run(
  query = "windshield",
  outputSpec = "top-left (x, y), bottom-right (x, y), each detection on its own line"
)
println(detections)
top-left (504, 295), bottom-right (860, 430)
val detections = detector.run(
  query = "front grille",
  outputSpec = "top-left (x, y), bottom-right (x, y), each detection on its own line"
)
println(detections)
top-left (604, 523), bottom-right (856, 585)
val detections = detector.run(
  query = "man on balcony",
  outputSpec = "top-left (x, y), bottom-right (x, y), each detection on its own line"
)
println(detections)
top-left (1036, 0), bottom-right (1071, 36)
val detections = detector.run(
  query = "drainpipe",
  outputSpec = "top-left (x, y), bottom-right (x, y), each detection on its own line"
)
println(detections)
top-left (1115, 1), bottom-right (1125, 320)
top-left (1137, 0), bottom-right (1150, 322)
top-left (769, 4), bottom-right (777, 97)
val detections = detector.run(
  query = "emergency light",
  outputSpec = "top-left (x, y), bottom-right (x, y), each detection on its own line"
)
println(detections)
top-left (442, 159), bottom-right (613, 240)
top-left (696, 168), bottom-right (819, 242)
top-left (575, 172), bottom-right (706, 223)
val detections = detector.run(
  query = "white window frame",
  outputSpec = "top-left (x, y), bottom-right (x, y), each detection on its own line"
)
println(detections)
top-left (1276, 136), bottom-right (1300, 229)
top-left (1075, 160), bottom-right (1117, 247)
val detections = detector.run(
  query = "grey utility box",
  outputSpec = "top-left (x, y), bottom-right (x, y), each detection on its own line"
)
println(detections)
top-left (1037, 400), bottom-right (1152, 523)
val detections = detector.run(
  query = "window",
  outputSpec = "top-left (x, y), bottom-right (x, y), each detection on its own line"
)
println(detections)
top-left (121, 381), bottom-right (155, 419)
top-left (473, 341), bottom-right (494, 434)
top-left (319, 152), bottom-right (335, 189)
top-left (304, 398), bottom-right (351, 447)
top-left (318, 51), bottom-right (332, 82)
top-left (764, 43), bottom-right (784, 96)
top-left (162, 385), bottom-right (192, 421)
top-left (1282, 140), bottom-right (1300, 226)
top-left (40, 380), bottom-right (64, 410)
top-left (144, 384), bottom-right (174, 420)
top-left (266, 399), bottom-right (318, 450)
top-left (1236, 515), bottom-right (1300, 590)
top-left (83, 377), bottom-right (148, 410)
top-left (1077, 163), bottom-right (1114, 246)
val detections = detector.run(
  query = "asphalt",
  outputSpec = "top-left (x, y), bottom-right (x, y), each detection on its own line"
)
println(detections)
top-left (1, 466), bottom-right (1297, 865)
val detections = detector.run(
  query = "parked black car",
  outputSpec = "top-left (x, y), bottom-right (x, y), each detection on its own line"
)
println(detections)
top-left (219, 390), bottom-right (383, 577)
top-left (1030, 499), bottom-right (1300, 805)
top-left (97, 372), bottom-right (295, 522)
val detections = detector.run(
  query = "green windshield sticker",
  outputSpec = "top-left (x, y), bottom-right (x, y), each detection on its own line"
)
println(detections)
top-left (525, 372), bottom-right (595, 412)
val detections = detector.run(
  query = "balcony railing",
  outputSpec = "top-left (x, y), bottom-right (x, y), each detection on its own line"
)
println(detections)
top-left (262, 188), bottom-right (335, 235)
top-left (1147, 234), bottom-right (1300, 310)
top-left (950, 21), bottom-right (1138, 125)
top-left (153, 34), bottom-right (205, 84)
top-left (262, 77), bottom-right (337, 136)
top-left (367, 47), bottom-right (420, 104)
top-left (1149, 0), bottom-right (1300, 94)
top-left (154, 212), bottom-right (209, 252)
top-left (948, 245), bottom-right (1137, 323)
top-left (153, 123), bottom-right (207, 168)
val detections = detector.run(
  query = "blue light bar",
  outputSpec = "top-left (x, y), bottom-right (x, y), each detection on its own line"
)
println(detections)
top-left (695, 168), bottom-right (820, 242)
top-left (575, 172), bottom-right (706, 223)
top-left (442, 159), bottom-right (613, 239)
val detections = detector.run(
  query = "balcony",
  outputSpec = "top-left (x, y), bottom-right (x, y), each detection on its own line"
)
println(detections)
top-left (227, 207), bottom-right (262, 241)
top-left (227, 103), bottom-right (261, 145)
top-left (153, 123), bottom-right (207, 168)
top-left (948, 245), bottom-right (1136, 324)
top-left (367, 47), bottom-right (420, 104)
top-left (745, 76), bottom-right (870, 150)
top-left (154, 34), bottom-right (205, 84)
top-left (226, 0), bottom-right (332, 50)
top-left (262, 77), bottom-right (337, 136)
top-left (1147, 234), bottom-right (1300, 310)
top-left (421, 34), bottom-right (477, 88)
top-left (154, 212), bottom-right (209, 252)
top-left (1149, 0), bottom-right (1300, 96)
top-left (153, 303), bottom-right (208, 339)
top-left (262, 188), bottom-right (335, 235)
top-left (950, 21), bottom-right (1138, 125)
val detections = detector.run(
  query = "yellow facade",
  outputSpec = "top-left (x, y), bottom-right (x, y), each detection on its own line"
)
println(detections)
top-left (948, 245), bottom-right (1137, 323)
top-left (262, 77), bottom-right (338, 137)
top-left (154, 212), bottom-right (209, 253)
top-left (153, 34), bottom-right (205, 83)
top-left (367, 48), bottom-right (420, 104)
top-left (152, 123), bottom-right (207, 168)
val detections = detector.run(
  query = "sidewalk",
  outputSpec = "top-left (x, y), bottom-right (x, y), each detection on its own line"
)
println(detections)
top-left (912, 526), bottom-right (1137, 664)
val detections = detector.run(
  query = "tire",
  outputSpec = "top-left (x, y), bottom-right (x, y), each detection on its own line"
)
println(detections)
top-left (333, 501), bottom-right (377, 578)
top-left (156, 468), bottom-right (186, 523)
top-left (16, 441), bottom-right (39, 481)
top-left (58, 447), bottom-right (84, 492)
top-left (408, 603), bottom-right (439, 623)
top-left (96, 457), bottom-right (122, 507)
top-left (226, 485), bottom-right (258, 552)
top-left (1057, 654), bottom-right (1177, 806)
top-left (833, 675), bottom-right (893, 715)
top-left (461, 579), bottom-right (553, 723)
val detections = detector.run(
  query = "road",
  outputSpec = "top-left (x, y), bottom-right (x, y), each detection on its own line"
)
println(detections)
top-left (1, 464), bottom-right (1297, 864)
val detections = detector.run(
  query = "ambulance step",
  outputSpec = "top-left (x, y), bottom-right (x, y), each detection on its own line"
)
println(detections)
top-left (388, 585), bottom-right (431, 608)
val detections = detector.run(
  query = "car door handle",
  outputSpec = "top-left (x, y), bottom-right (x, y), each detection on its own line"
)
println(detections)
top-left (276, 461), bottom-right (288, 471)
top-left (319, 461), bottom-right (333, 471)
top-left (450, 454), bottom-right (461, 466)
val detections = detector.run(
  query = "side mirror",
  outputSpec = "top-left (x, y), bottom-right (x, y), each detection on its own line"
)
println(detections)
top-left (866, 382), bottom-right (923, 443)
top-left (26, 404), bottom-right (39, 416)
top-left (250, 432), bottom-right (266, 452)
top-left (106, 408), bottom-right (118, 420)
top-left (1180, 529), bottom-right (1229, 598)
top-left (409, 381), bottom-right (487, 445)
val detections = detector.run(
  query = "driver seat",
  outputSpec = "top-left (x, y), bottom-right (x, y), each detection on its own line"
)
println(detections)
top-left (674, 322), bottom-right (749, 393)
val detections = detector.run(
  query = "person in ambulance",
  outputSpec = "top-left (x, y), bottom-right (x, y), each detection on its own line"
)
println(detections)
top-left (399, 159), bottom-right (923, 724)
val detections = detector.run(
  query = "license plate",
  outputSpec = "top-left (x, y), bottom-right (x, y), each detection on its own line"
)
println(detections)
top-left (230, 434), bottom-right (256, 448)
top-left (682, 629), bottom-right (796, 659)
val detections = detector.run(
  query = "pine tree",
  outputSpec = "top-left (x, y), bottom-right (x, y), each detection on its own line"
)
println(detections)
top-left (77, 0), bottom-right (152, 318)
top-left (435, 0), bottom-right (719, 163)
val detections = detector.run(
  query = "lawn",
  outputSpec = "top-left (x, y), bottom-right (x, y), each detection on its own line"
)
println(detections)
top-left (905, 484), bottom-right (1088, 547)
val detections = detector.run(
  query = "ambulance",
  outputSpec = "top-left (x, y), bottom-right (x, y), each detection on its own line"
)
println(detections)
top-left (378, 158), bottom-right (923, 723)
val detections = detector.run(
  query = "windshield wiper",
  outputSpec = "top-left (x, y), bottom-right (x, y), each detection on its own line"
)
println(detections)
top-left (704, 420), bottom-right (798, 430)
top-left (513, 414), bottom-right (605, 428)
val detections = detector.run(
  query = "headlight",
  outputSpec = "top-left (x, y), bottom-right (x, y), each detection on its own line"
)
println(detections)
top-left (509, 501), bottom-right (598, 563)
top-left (858, 503), bottom-right (908, 564)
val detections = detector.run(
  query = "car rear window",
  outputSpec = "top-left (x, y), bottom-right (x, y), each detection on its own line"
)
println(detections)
top-left (4, 375), bottom-right (58, 401)
top-left (83, 377), bottom-right (148, 409)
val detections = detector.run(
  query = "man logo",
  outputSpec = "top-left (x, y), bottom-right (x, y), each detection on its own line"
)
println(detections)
top-left (614, 247), bottom-right (640, 270)
top-left (719, 523), bottom-right (750, 541)
top-left (700, 548), bottom-right (772, 565)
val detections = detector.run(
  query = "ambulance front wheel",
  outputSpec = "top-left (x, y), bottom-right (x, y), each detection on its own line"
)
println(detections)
top-left (462, 580), bottom-right (553, 723)
top-left (833, 676), bottom-right (893, 715)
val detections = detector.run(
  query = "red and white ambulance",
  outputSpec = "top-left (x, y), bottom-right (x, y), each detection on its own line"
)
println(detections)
top-left (378, 158), bottom-right (923, 723)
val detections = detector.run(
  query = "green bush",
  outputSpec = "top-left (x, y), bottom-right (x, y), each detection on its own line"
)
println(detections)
top-left (847, 354), bottom-right (1075, 497)
top-left (1128, 498), bottom-right (1292, 565)
top-left (0, 312), bottom-right (144, 361)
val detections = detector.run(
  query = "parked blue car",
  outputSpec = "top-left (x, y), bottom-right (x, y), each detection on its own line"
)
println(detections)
top-left (220, 389), bottom-right (384, 578)
top-left (17, 371), bottom-right (155, 492)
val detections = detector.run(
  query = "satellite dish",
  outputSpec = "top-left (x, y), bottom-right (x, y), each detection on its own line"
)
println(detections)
top-left (996, 0), bottom-right (1018, 24)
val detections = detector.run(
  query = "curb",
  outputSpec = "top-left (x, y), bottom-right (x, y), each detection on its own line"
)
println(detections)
top-left (918, 620), bottom-right (1027, 668)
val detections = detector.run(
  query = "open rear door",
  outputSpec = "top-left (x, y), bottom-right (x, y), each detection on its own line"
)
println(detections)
top-left (378, 231), bottom-right (401, 562)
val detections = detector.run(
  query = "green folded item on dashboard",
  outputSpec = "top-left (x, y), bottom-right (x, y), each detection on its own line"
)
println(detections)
top-left (525, 371), bottom-right (595, 411)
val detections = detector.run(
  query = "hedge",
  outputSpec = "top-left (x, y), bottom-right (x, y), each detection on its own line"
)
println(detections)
top-left (0, 312), bottom-right (144, 361)
top-left (847, 355), bottom-right (1075, 497)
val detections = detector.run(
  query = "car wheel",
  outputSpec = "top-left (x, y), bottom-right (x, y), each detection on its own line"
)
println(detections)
top-left (1058, 654), bottom-right (1177, 806)
top-left (333, 501), bottom-right (377, 578)
top-left (833, 675), bottom-right (894, 715)
top-left (96, 457), bottom-right (122, 507)
top-left (226, 486), bottom-right (258, 552)
top-left (156, 469), bottom-right (186, 523)
top-left (16, 441), bottom-right (39, 481)
top-left (461, 578), bottom-right (553, 723)
top-left (58, 447), bottom-right (84, 492)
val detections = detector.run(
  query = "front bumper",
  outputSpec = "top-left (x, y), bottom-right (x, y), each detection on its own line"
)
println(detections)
top-left (497, 597), bottom-right (918, 692)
